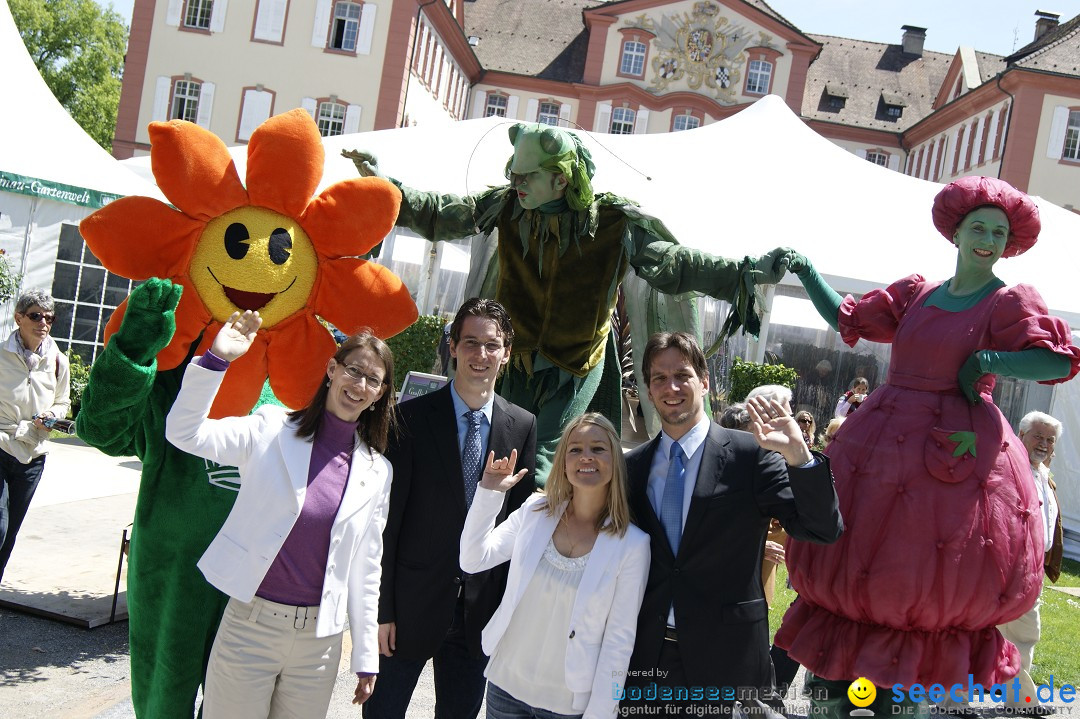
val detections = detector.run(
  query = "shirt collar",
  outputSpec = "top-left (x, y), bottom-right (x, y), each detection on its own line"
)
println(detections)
top-left (449, 380), bottom-right (495, 423)
top-left (659, 415), bottom-right (711, 460)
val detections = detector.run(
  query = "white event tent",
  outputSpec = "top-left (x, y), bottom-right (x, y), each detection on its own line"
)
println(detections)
top-left (0, 0), bottom-right (162, 330)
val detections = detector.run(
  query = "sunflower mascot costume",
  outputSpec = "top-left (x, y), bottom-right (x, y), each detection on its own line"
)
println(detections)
top-left (76, 109), bottom-right (417, 718)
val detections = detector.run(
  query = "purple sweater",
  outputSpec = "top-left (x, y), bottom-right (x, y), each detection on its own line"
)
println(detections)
top-left (198, 352), bottom-right (353, 607)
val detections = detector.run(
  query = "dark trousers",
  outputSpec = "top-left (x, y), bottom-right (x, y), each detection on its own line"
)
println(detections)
top-left (0, 450), bottom-right (46, 581)
top-left (364, 598), bottom-right (489, 719)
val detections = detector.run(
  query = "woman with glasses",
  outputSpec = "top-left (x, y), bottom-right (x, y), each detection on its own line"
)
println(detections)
top-left (0, 289), bottom-right (70, 581)
top-left (166, 310), bottom-right (395, 718)
top-left (793, 411), bottom-right (816, 448)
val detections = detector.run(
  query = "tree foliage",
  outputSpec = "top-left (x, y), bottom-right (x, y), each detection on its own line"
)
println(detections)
top-left (384, 315), bottom-right (446, 391)
top-left (728, 357), bottom-right (799, 403)
top-left (0, 250), bottom-right (22, 305)
top-left (11, 0), bottom-right (127, 151)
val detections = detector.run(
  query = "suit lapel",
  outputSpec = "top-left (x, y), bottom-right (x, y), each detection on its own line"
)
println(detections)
top-left (573, 526), bottom-right (618, 613)
top-left (278, 420), bottom-right (316, 512)
top-left (681, 423), bottom-right (729, 547)
top-left (426, 386), bottom-right (469, 519)
top-left (336, 443), bottom-right (383, 522)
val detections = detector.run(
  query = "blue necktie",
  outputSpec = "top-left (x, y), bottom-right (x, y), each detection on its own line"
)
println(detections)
top-left (660, 442), bottom-right (686, 554)
top-left (462, 410), bottom-right (484, 508)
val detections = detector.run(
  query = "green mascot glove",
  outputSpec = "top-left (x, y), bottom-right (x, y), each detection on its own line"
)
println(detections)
top-left (780, 248), bottom-right (841, 332)
top-left (958, 348), bottom-right (1071, 405)
top-left (111, 278), bottom-right (183, 367)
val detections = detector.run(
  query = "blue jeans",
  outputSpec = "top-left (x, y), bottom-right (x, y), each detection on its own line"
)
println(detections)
top-left (0, 450), bottom-right (46, 581)
top-left (364, 598), bottom-right (489, 719)
top-left (486, 683), bottom-right (582, 719)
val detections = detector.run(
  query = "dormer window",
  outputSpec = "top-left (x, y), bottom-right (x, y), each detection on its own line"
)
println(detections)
top-left (825, 83), bottom-right (848, 110)
top-left (879, 92), bottom-right (907, 121)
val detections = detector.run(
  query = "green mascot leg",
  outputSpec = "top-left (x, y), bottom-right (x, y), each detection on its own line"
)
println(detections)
top-left (499, 341), bottom-right (617, 486)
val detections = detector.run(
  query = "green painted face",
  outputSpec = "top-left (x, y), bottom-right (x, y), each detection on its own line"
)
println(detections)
top-left (508, 128), bottom-right (568, 210)
top-left (953, 206), bottom-right (1009, 275)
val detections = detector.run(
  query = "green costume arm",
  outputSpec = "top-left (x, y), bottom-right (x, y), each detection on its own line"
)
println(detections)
top-left (781, 250), bottom-right (842, 332)
top-left (958, 348), bottom-right (1071, 404)
top-left (621, 208), bottom-right (761, 337)
top-left (75, 279), bottom-right (182, 458)
top-left (389, 180), bottom-right (506, 244)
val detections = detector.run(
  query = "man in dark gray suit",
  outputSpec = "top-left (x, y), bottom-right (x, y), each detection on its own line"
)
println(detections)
top-left (365, 298), bottom-right (537, 719)
top-left (624, 331), bottom-right (842, 715)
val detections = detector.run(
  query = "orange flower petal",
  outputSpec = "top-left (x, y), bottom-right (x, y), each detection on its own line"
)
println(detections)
top-left (101, 277), bottom-right (212, 371)
top-left (149, 120), bottom-right (248, 220)
top-left (266, 313), bottom-right (337, 409)
top-left (301, 178), bottom-right (401, 258)
top-left (314, 259), bottom-right (418, 338)
top-left (80, 197), bottom-right (201, 280)
top-left (246, 109), bottom-right (325, 219)
top-left (190, 324), bottom-right (270, 418)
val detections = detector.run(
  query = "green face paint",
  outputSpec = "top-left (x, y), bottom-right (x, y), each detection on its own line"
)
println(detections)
top-left (508, 129), bottom-right (567, 209)
top-left (953, 206), bottom-right (1009, 287)
top-left (504, 123), bottom-right (595, 211)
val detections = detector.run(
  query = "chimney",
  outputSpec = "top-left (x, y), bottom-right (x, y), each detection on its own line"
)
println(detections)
top-left (901, 25), bottom-right (926, 57)
top-left (1035, 11), bottom-right (1061, 41)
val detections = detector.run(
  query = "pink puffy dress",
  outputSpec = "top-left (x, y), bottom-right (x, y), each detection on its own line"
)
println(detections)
top-left (775, 274), bottom-right (1080, 688)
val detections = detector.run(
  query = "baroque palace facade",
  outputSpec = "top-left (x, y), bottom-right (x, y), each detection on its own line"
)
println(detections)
top-left (113, 0), bottom-right (1080, 210)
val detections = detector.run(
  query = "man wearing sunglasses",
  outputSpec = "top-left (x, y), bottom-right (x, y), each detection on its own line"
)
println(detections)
top-left (0, 289), bottom-right (70, 580)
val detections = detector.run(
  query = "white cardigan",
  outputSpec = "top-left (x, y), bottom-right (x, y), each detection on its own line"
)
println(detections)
top-left (461, 488), bottom-right (650, 719)
top-left (165, 361), bottom-right (391, 674)
top-left (0, 332), bottom-right (70, 463)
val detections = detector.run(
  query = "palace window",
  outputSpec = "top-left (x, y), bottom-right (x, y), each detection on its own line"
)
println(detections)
top-left (485, 94), bottom-right (507, 117)
top-left (317, 101), bottom-right (346, 136)
top-left (183, 0), bottom-right (213, 29)
top-left (610, 107), bottom-right (635, 135)
top-left (673, 114), bottom-right (701, 132)
top-left (170, 80), bottom-right (201, 122)
top-left (865, 151), bottom-right (889, 166)
top-left (619, 41), bottom-right (647, 77)
top-left (1063, 110), bottom-right (1080, 160)
top-left (538, 102), bottom-right (560, 126)
top-left (745, 60), bottom-right (772, 95)
top-left (329, 1), bottom-right (362, 52)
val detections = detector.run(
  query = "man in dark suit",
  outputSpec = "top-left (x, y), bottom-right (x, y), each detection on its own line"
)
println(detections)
top-left (364, 298), bottom-right (537, 719)
top-left (623, 331), bottom-right (842, 715)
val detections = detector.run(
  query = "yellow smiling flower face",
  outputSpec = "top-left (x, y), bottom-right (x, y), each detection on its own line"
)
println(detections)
top-left (191, 206), bottom-right (318, 327)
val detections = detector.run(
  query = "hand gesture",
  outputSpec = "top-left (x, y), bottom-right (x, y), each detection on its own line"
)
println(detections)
top-left (478, 449), bottom-right (529, 492)
top-left (747, 395), bottom-right (813, 467)
top-left (763, 540), bottom-right (786, 566)
top-left (210, 311), bottom-right (263, 362)
top-left (114, 278), bottom-right (184, 365)
top-left (342, 149), bottom-right (383, 178)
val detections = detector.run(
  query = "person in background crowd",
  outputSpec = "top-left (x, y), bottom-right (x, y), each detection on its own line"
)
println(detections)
top-left (0, 289), bottom-right (71, 581)
top-left (834, 377), bottom-right (869, 418)
top-left (793, 411), bottom-right (816, 448)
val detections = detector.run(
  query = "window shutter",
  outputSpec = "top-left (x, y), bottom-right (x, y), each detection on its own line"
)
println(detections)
top-left (525, 99), bottom-right (539, 123)
top-left (153, 77), bottom-right (171, 122)
top-left (254, 0), bottom-right (287, 42)
top-left (634, 108), bottom-right (650, 134)
top-left (506, 95), bottom-right (519, 120)
top-left (311, 0), bottom-right (332, 47)
top-left (595, 103), bottom-right (611, 133)
top-left (210, 0), bottom-right (228, 32)
top-left (559, 103), bottom-right (572, 126)
top-left (357, 3), bottom-right (376, 55)
top-left (984, 110), bottom-right (998, 165)
top-left (1047, 106), bottom-right (1069, 160)
top-left (471, 92), bottom-right (486, 119)
top-left (301, 97), bottom-right (317, 118)
top-left (165, 0), bottom-right (183, 26)
top-left (887, 154), bottom-right (900, 171)
top-left (238, 89), bottom-right (273, 142)
top-left (971, 116), bottom-right (984, 162)
top-left (855, 148), bottom-right (867, 159)
top-left (344, 104), bottom-right (362, 133)
top-left (196, 82), bottom-right (215, 128)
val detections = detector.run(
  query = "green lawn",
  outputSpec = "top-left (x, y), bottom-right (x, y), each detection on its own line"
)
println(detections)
top-left (768, 559), bottom-right (1080, 688)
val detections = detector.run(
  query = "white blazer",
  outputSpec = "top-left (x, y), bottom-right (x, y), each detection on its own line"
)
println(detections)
top-left (165, 361), bottom-right (391, 674)
top-left (460, 487), bottom-right (650, 719)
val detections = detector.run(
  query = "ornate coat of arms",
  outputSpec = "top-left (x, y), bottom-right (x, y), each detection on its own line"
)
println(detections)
top-left (624, 1), bottom-right (778, 103)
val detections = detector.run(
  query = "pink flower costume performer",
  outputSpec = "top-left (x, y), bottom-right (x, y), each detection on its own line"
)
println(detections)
top-left (772, 177), bottom-right (1080, 706)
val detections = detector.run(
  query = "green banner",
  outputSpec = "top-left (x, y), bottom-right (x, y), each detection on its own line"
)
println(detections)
top-left (0, 170), bottom-right (122, 210)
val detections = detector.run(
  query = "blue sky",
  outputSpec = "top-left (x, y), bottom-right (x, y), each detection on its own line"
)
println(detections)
top-left (95, 0), bottom-right (1080, 57)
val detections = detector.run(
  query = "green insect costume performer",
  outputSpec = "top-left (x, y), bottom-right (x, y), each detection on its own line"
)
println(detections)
top-left (347, 123), bottom-right (785, 482)
top-left (75, 110), bottom-right (417, 718)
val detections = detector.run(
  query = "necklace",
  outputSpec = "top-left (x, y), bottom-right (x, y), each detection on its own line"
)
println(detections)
top-left (557, 505), bottom-right (597, 558)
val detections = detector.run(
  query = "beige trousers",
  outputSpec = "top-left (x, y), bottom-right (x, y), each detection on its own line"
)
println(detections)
top-left (998, 597), bottom-right (1041, 708)
top-left (203, 596), bottom-right (343, 719)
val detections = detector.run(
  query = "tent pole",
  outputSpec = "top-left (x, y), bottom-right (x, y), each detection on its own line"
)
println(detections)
top-left (18, 195), bottom-right (38, 285)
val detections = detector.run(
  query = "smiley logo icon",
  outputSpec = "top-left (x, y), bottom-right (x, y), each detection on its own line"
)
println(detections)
top-left (847, 677), bottom-right (876, 708)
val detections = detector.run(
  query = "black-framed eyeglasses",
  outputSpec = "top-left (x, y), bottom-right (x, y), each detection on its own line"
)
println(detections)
top-left (796, 417), bottom-right (813, 426)
top-left (21, 311), bottom-right (55, 324)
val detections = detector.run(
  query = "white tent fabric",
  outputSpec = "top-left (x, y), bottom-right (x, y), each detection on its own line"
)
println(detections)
top-left (0, 0), bottom-right (161, 327)
top-left (1050, 331), bottom-right (1080, 559)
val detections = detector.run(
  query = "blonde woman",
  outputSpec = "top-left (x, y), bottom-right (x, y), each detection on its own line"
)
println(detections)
top-left (460, 413), bottom-right (649, 719)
